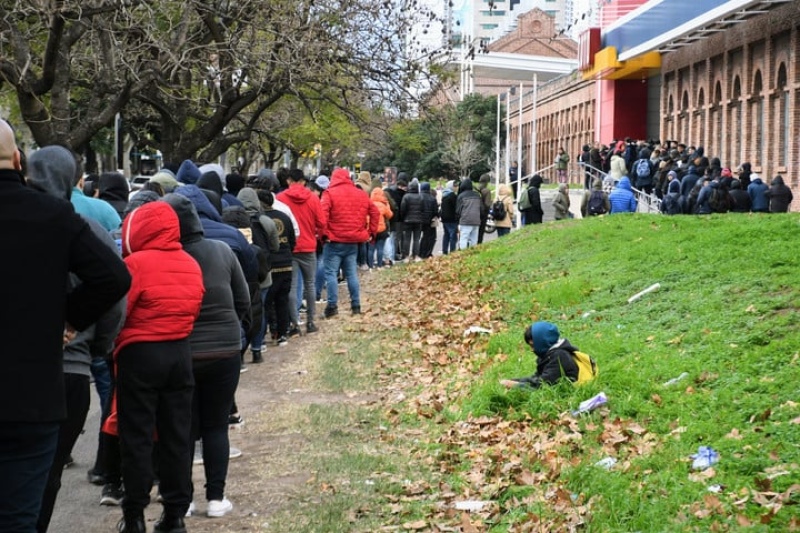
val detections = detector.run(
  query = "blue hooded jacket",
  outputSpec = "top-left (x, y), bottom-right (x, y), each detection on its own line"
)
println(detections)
top-left (176, 160), bottom-right (201, 185)
top-left (530, 321), bottom-right (560, 356)
top-left (609, 176), bottom-right (638, 214)
top-left (175, 185), bottom-right (258, 281)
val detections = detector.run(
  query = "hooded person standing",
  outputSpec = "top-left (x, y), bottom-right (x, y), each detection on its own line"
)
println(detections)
top-left (161, 194), bottom-right (249, 520)
top-left (521, 174), bottom-right (545, 225)
top-left (399, 178), bottom-right (424, 262)
top-left (455, 178), bottom-right (483, 249)
top-left (747, 173), bottom-right (770, 213)
top-left (321, 168), bottom-right (380, 317)
top-left (494, 184), bottom-right (515, 237)
top-left (476, 173), bottom-right (493, 244)
top-left (552, 183), bottom-right (571, 220)
top-left (766, 175), bottom-right (793, 213)
top-left (98, 171), bottom-right (131, 219)
top-left (0, 122), bottom-right (131, 533)
top-left (439, 180), bottom-right (458, 254)
top-left (26, 146), bottom-right (127, 533)
top-left (609, 176), bottom-right (638, 214)
top-left (112, 200), bottom-right (205, 533)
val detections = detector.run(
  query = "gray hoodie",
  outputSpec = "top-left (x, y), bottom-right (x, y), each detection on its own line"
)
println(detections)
top-left (27, 146), bottom-right (125, 376)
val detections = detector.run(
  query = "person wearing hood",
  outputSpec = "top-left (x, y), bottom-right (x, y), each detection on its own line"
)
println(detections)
top-left (174, 184), bottom-right (258, 282)
top-left (321, 168), bottom-right (380, 317)
top-left (149, 169), bottom-right (180, 194)
top-left (196, 171), bottom-right (226, 214)
top-left (500, 321), bottom-right (580, 389)
top-left (520, 174), bottom-right (544, 225)
top-left (494, 184), bottom-right (515, 237)
top-left (581, 177), bottom-right (610, 217)
top-left (609, 176), bottom-right (638, 214)
top-left (225, 172), bottom-right (245, 198)
top-left (399, 178), bottom-right (424, 261)
top-left (418, 181), bottom-right (439, 258)
top-left (747, 173), bottom-right (769, 212)
top-left (356, 171), bottom-right (372, 193)
top-left (252, 169), bottom-right (300, 238)
top-left (439, 180), bottom-right (458, 254)
top-left (257, 189), bottom-right (296, 347)
top-left (694, 177), bottom-right (717, 214)
top-left (176, 159), bottom-right (201, 185)
top-left (199, 163), bottom-right (243, 208)
top-left (0, 126), bottom-right (129, 533)
top-left (98, 171), bottom-right (130, 219)
top-left (455, 178), bottom-right (483, 249)
top-left (114, 201), bottom-right (204, 533)
top-left (631, 149), bottom-right (654, 194)
top-left (728, 179), bottom-right (752, 213)
top-left (161, 193), bottom-right (249, 520)
top-left (766, 175), bottom-right (793, 213)
top-left (25, 146), bottom-right (127, 533)
top-left (369, 186), bottom-right (393, 268)
top-left (660, 174), bottom-right (683, 215)
top-left (552, 182), bottom-right (571, 220)
top-left (680, 165), bottom-right (701, 199)
top-left (608, 149), bottom-right (628, 183)
top-left (476, 173), bottom-right (493, 244)
top-left (737, 162), bottom-right (752, 190)
top-left (386, 174), bottom-right (408, 261)
top-left (277, 169), bottom-right (326, 333)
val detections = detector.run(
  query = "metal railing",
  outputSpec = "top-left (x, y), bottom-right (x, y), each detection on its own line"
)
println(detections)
top-left (577, 162), bottom-right (662, 214)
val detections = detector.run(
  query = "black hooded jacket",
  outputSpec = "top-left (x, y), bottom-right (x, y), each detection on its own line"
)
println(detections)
top-left (162, 193), bottom-right (250, 359)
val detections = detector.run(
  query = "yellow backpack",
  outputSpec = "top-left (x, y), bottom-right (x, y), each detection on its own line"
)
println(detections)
top-left (572, 351), bottom-right (598, 384)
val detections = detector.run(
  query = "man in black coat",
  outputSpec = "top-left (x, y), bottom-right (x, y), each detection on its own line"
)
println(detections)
top-left (0, 119), bottom-right (131, 532)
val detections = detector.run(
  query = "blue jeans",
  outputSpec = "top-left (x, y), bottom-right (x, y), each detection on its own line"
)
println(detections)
top-left (383, 231), bottom-right (395, 263)
top-left (324, 242), bottom-right (359, 309)
top-left (367, 236), bottom-right (387, 268)
top-left (458, 224), bottom-right (479, 249)
top-left (497, 227), bottom-right (511, 237)
top-left (90, 358), bottom-right (112, 410)
top-left (315, 250), bottom-right (325, 301)
top-left (0, 421), bottom-right (59, 531)
top-left (442, 222), bottom-right (458, 254)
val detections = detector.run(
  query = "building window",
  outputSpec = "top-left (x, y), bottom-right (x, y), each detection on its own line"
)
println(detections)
top-left (777, 64), bottom-right (788, 167)
top-left (480, 23), bottom-right (499, 29)
top-left (753, 71), bottom-right (763, 164)
top-left (479, 10), bottom-right (505, 16)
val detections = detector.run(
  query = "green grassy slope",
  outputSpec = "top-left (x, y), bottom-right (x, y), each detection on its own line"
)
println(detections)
top-left (453, 213), bottom-right (800, 531)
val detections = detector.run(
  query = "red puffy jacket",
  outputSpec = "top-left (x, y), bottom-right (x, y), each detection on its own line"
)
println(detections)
top-left (115, 201), bottom-right (205, 356)
top-left (322, 168), bottom-right (380, 243)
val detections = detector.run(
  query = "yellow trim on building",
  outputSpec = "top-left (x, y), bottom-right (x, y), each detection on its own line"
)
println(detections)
top-left (581, 47), bottom-right (661, 81)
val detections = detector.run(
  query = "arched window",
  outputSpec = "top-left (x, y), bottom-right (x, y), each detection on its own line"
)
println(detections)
top-left (777, 63), bottom-right (788, 166)
top-left (714, 82), bottom-right (723, 160)
top-left (682, 91), bottom-right (690, 143)
top-left (733, 76), bottom-right (742, 163)
top-left (753, 71), bottom-right (764, 164)
top-left (697, 88), bottom-right (705, 145)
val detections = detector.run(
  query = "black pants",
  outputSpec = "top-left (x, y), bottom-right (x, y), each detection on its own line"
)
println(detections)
top-left (419, 224), bottom-right (436, 258)
top-left (191, 356), bottom-right (240, 501)
top-left (266, 270), bottom-right (292, 337)
top-left (393, 221), bottom-right (406, 260)
top-left (117, 340), bottom-right (194, 520)
top-left (37, 373), bottom-right (90, 532)
top-left (403, 223), bottom-right (422, 258)
top-left (477, 216), bottom-right (488, 244)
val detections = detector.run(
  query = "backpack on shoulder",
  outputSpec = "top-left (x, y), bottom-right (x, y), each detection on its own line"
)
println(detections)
top-left (587, 190), bottom-right (607, 216)
top-left (635, 159), bottom-right (651, 180)
top-left (708, 187), bottom-right (730, 213)
top-left (248, 214), bottom-right (273, 277)
top-left (491, 199), bottom-right (507, 221)
top-left (572, 351), bottom-right (598, 384)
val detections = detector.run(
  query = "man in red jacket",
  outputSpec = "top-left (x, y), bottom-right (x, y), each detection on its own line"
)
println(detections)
top-left (321, 168), bottom-right (380, 316)
top-left (276, 169), bottom-right (327, 334)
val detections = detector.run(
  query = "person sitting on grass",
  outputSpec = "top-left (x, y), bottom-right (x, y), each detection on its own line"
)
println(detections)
top-left (500, 321), bottom-right (580, 389)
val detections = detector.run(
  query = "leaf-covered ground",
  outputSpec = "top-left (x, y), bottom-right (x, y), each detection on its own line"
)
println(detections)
top-left (337, 213), bottom-right (800, 532)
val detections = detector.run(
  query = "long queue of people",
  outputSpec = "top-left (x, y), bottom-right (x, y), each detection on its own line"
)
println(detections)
top-left (577, 138), bottom-right (794, 215)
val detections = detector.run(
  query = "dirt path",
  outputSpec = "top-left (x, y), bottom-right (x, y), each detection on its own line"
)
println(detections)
top-left (55, 289), bottom-right (373, 532)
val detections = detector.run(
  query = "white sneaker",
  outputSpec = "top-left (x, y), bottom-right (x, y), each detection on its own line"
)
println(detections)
top-left (207, 497), bottom-right (233, 518)
top-left (185, 501), bottom-right (195, 517)
top-left (229, 446), bottom-right (242, 459)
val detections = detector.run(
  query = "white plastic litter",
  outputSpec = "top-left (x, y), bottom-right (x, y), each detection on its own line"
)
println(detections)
top-left (572, 392), bottom-right (608, 416)
top-left (463, 326), bottom-right (493, 337)
top-left (595, 457), bottom-right (617, 470)
top-left (627, 283), bottom-right (662, 303)
top-left (691, 446), bottom-right (720, 470)
top-left (454, 500), bottom-right (489, 512)
top-left (663, 372), bottom-right (689, 386)
top-left (582, 310), bottom-right (596, 319)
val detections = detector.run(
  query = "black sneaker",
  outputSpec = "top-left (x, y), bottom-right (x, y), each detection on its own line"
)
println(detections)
top-left (153, 514), bottom-right (187, 533)
top-left (101, 483), bottom-right (125, 506)
top-left (277, 336), bottom-right (289, 346)
top-left (324, 306), bottom-right (338, 318)
top-left (287, 325), bottom-right (301, 338)
top-left (87, 468), bottom-right (107, 486)
top-left (228, 414), bottom-right (244, 428)
top-left (117, 516), bottom-right (146, 533)
top-left (306, 323), bottom-right (318, 333)
top-left (251, 350), bottom-right (264, 364)
top-left (351, 306), bottom-right (361, 315)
